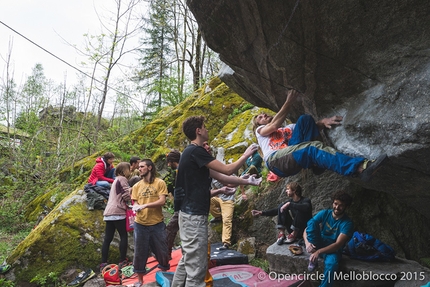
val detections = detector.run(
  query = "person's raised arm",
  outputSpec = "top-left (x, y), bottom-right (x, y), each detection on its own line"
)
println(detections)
top-left (206, 144), bottom-right (258, 175)
top-left (257, 89), bottom-right (300, 137)
top-left (209, 170), bottom-right (262, 187)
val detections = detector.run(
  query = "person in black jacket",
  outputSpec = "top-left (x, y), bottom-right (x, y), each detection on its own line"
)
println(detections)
top-left (252, 181), bottom-right (312, 245)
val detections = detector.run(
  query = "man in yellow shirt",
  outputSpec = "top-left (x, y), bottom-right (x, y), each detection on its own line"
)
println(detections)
top-left (132, 159), bottom-right (169, 287)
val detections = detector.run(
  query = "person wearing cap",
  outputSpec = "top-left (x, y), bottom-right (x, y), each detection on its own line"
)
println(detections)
top-left (165, 150), bottom-right (181, 259)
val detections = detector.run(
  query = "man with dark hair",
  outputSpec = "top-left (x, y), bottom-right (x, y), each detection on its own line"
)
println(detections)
top-left (129, 156), bottom-right (141, 176)
top-left (165, 150), bottom-right (181, 259)
top-left (171, 116), bottom-right (262, 287)
top-left (128, 156), bottom-right (141, 187)
top-left (132, 159), bottom-right (169, 287)
top-left (253, 89), bottom-right (388, 182)
top-left (303, 190), bottom-right (354, 287)
top-left (251, 181), bottom-right (312, 245)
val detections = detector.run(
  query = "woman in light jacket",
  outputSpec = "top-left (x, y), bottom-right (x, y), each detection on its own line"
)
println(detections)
top-left (100, 162), bottom-right (132, 271)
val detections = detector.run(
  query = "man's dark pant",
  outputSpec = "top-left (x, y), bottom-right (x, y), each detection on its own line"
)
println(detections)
top-left (133, 221), bottom-right (170, 273)
top-left (166, 211), bottom-right (179, 256)
top-left (276, 202), bottom-right (309, 236)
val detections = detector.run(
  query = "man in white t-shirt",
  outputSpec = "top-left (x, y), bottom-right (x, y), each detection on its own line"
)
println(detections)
top-left (252, 89), bottom-right (388, 182)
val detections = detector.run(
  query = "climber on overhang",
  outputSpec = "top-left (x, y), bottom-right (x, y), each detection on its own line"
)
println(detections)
top-left (252, 89), bottom-right (388, 182)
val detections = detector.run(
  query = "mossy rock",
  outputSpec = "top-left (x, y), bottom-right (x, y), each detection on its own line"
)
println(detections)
top-left (8, 189), bottom-right (105, 283)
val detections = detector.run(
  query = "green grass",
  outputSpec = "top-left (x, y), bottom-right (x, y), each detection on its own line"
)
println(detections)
top-left (249, 257), bottom-right (269, 273)
top-left (0, 229), bottom-right (30, 262)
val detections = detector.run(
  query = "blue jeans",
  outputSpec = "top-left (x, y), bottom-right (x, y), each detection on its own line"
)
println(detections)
top-left (96, 168), bottom-right (116, 188)
top-left (268, 115), bottom-right (365, 177)
top-left (306, 219), bottom-right (341, 287)
top-left (133, 221), bottom-right (169, 274)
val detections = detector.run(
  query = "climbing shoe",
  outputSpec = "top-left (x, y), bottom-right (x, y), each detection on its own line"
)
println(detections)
top-left (276, 233), bottom-right (286, 245)
top-left (359, 154), bottom-right (389, 182)
top-left (67, 269), bottom-right (96, 286)
top-left (308, 259), bottom-right (318, 272)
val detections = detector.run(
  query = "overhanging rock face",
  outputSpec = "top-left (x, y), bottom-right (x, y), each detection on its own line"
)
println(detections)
top-left (187, 0), bottom-right (430, 219)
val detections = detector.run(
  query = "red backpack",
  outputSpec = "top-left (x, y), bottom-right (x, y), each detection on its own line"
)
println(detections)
top-left (102, 264), bottom-right (122, 285)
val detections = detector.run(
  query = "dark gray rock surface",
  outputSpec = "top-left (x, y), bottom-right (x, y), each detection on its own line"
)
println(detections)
top-left (186, 0), bottom-right (430, 221)
top-left (187, 0), bottom-right (430, 265)
top-left (266, 242), bottom-right (430, 287)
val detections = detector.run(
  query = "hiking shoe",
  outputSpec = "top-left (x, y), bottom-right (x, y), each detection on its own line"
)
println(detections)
top-left (284, 233), bottom-right (296, 244)
top-left (0, 264), bottom-right (11, 274)
top-left (118, 258), bottom-right (131, 269)
top-left (210, 217), bottom-right (222, 223)
top-left (276, 233), bottom-right (286, 245)
top-left (67, 269), bottom-right (96, 286)
top-left (99, 263), bottom-right (108, 274)
top-left (359, 154), bottom-right (389, 182)
top-left (218, 243), bottom-right (229, 250)
top-left (308, 260), bottom-right (318, 272)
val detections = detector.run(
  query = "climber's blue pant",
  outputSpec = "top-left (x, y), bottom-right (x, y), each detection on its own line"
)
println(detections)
top-left (266, 114), bottom-right (365, 177)
top-left (306, 219), bottom-right (340, 287)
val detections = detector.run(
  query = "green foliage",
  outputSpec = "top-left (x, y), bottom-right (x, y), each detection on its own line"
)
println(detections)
top-left (249, 257), bottom-right (269, 273)
top-left (0, 278), bottom-right (15, 287)
top-left (30, 272), bottom-right (62, 287)
top-left (227, 103), bottom-right (255, 121)
top-left (14, 111), bottom-right (41, 135)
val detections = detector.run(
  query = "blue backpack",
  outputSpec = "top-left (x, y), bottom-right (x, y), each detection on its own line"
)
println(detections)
top-left (343, 231), bottom-right (396, 261)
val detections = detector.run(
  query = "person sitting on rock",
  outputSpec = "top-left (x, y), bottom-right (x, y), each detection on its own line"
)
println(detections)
top-left (303, 190), bottom-right (353, 287)
top-left (252, 89), bottom-right (388, 182)
top-left (251, 181), bottom-right (312, 245)
top-left (88, 152), bottom-right (116, 188)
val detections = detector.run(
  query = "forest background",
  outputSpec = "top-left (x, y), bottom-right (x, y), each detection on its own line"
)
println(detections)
top-left (0, 0), bottom-right (222, 272)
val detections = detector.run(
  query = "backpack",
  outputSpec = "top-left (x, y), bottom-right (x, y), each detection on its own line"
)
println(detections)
top-left (86, 191), bottom-right (107, 210)
top-left (343, 231), bottom-right (396, 262)
top-left (102, 264), bottom-right (122, 285)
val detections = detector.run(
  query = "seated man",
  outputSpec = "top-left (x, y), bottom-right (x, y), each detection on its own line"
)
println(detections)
top-left (251, 181), bottom-right (312, 245)
top-left (303, 190), bottom-right (354, 287)
top-left (252, 89), bottom-right (388, 182)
